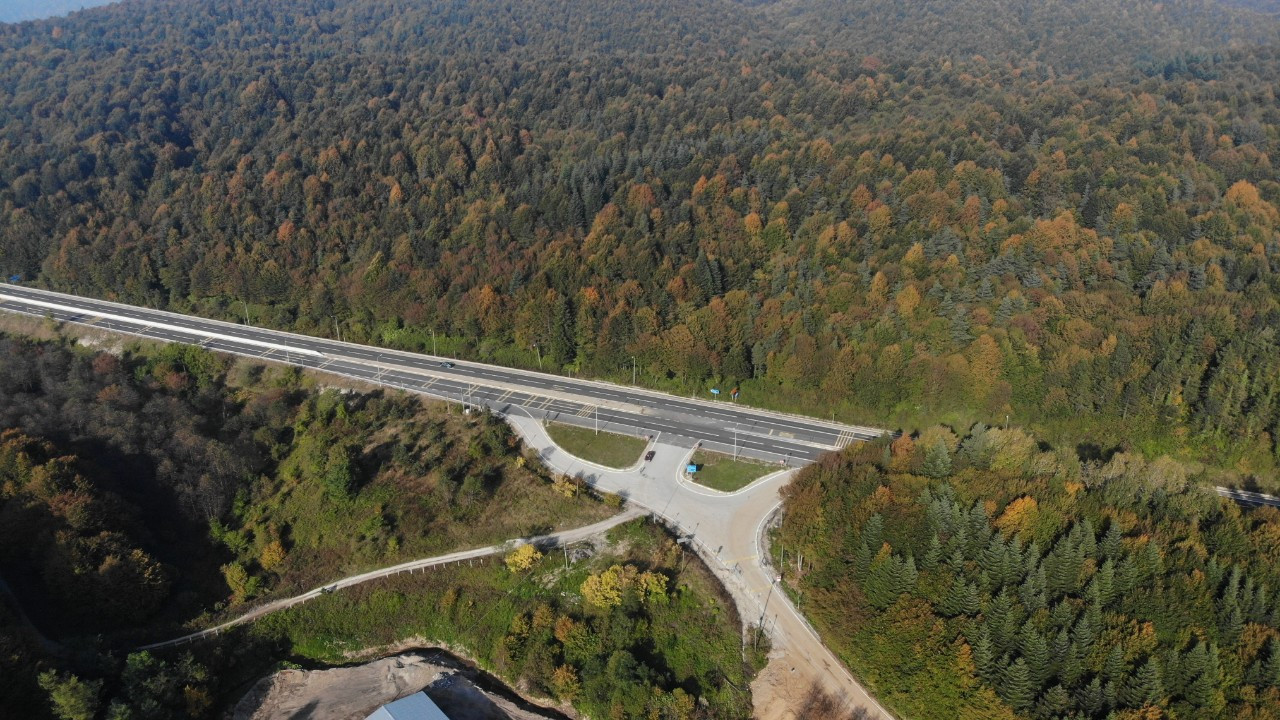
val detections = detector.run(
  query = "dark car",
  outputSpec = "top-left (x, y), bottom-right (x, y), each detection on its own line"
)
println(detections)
top-left (441, 361), bottom-right (455, 368)
top-left (644, 450), bottom-right (656, 462)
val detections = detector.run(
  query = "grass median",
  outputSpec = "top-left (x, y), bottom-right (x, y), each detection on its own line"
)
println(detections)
top-left (545, 422), bottom-right (648, 469)
top-left (687, 449), bottom-right (774, 492)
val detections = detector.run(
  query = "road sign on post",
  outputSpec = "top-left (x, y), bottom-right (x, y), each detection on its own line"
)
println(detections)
top-left (710, 388), bottom-right (720, 399)
top-left (686, 464), bottom-right (699, 473)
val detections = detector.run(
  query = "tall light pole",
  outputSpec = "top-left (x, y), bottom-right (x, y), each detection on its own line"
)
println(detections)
top-left (333, 316), bottom-right (343, 343)
top-left (758, 575), bottom-right (780, 635)
top-left (733, 424), bottom-right (739, 460)
top-left (594, 405), bottom-right (599, 435)
top-left (631, 356), bottom-right (637, 386)
top-left (432, 328), bottom-right (438, 356)
top-left (241, 300), bottom-right (250, 326)
top-left (534, 343), bottom-right (543, 370)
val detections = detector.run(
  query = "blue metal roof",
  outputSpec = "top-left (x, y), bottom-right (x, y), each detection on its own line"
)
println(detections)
top-left (366, 692), bottom-right (450, 720)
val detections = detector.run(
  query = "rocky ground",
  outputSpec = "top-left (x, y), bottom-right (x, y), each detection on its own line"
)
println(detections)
top-left (229, 651), bottom-right (567, 720)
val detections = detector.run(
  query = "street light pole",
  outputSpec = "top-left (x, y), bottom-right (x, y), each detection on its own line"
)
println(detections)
top-left (758, 575), bottom-right (780, 633)
top-left (241, 300), bottom-right (250, 326)
top-left (535, 343), bottom-right (543, 370)
top-left (631, 356), bottom-right (637, 386)
top-left (733, 424), bottom-right (739, 460)
top-left (594, 405), bottom-right (599, 435)
top-left (432, 328), bottom-right (437, 356)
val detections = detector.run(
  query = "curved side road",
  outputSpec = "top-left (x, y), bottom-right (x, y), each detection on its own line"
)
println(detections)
top-left (139, 509), bottom-right (643, 651)
top-left (505, 414), bottom-right (896, 720)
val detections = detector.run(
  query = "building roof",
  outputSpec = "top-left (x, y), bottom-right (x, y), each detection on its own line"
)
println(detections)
top-left (366, 692), bottom-right (450, 720)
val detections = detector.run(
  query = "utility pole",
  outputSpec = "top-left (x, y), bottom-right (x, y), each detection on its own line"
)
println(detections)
top-left (757, 575), bottom-right (780, 642)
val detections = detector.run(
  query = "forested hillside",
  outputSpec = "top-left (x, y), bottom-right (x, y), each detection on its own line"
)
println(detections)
top-left (0, 331), bottom-right (619, 717)
top-left (777, 431), bottom-right (1280, 719)
top-left (0, 0), bottom-right (1279, 475)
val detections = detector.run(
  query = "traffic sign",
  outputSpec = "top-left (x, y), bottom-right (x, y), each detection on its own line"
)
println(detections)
top-left (710, 388), bottom-right (720, 395)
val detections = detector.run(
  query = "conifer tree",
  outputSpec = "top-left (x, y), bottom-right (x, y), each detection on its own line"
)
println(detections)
top-left (1076, 676), bottom-right (1105, 716)
top-left (1121, 658), bottom-right (1164, 707)
top-left (923, 438), bottom-right (952, 478)
top-left (975, 627), bottom-right (997, 684)
top-left (1021, 620), bottom-right (1051, 686)
top-left (922, 532), bottom-right (942, 570)
top-left (1100, 522), bottom-right (1123, 560)
top-left (1001, 658), bottom-right (1037, 711)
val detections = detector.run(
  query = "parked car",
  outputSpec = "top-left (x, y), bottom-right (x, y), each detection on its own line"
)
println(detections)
top-left (644, 450), bottom-right (656, 462)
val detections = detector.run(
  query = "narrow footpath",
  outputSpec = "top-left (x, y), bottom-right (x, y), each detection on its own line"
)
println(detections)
top-left (140, 509), bottom-right (642, 651)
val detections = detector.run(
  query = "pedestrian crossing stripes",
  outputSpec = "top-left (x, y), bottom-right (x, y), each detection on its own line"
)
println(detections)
top-left (496, 389), bottom-right (515, 403)
top-left (835, 429), bottom-right (858, 448)
top-left (576, 404), bottom-right (596, 418)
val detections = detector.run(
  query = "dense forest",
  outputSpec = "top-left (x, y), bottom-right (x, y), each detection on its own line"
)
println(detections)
top-left (0, 0), bottom-right (1278, 475)
top-left (778, 429), bottom-right (1280, 719)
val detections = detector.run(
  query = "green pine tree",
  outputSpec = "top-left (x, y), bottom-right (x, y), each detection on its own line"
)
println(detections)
top-left (1121, 658), bottom-right (1163, 707)
top-left (922, 532), bottom-right (942, 570)
top-left (1001, 658), bottom-right (1037, 711)
top-left (975, 627), bottom-right (997, 684)
top-left (922, 438), bottom-right (952, 478)
top-left (1020, 621), bottom-right (1051, 686)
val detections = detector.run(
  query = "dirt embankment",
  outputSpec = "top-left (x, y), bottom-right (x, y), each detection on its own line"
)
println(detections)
top-left (230, 650), bottom-right (568, 720)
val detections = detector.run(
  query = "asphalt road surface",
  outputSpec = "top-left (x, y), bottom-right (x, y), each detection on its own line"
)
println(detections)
top-left (0, 283), bottom-right (897, 718)
top-left (0, 283), bottom-right (888, 464)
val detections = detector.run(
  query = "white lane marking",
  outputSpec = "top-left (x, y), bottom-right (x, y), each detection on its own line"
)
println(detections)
top-left (0, 294), bottom-right (324, 359)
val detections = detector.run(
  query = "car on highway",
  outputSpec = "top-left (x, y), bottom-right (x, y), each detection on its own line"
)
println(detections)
top-left (644, 450), bottom-right (656, 462)
top-left (440, 361), bottom-right (455, 368)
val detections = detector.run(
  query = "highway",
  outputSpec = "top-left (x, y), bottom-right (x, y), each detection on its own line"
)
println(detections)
top-left (1215, 486), bottom-right (1280, 508)
top-left (0, 283), bottom-right (898, 717)
top-left (0, 283), bottom-right (888, 464)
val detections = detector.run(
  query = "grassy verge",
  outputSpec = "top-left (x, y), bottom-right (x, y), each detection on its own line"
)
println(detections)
top-left (687, 449), bottom-right (774, 492)
top-left (242, 519), bottom-right (756, 718)
top-left (545, 422), bottom-right (647, 469)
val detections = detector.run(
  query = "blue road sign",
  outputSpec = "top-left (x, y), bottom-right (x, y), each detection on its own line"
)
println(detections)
top-left (687, 464), bottom-right (699, 473)
top-left (710, 388), bottom-right (720, 395)
top-left (7, 275), bottom-right (19, 283)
